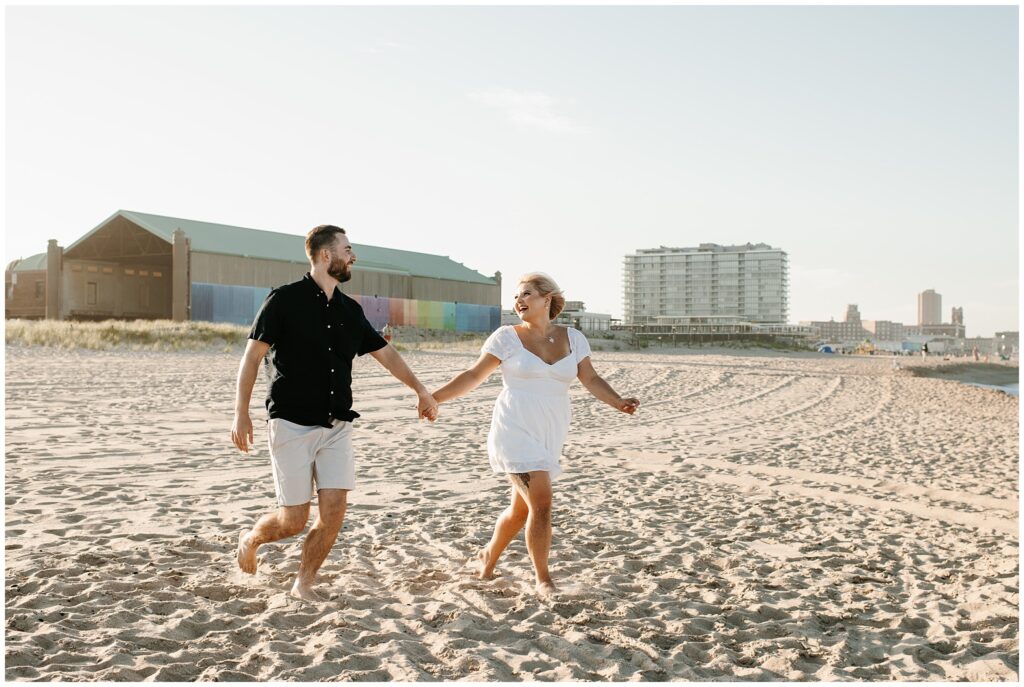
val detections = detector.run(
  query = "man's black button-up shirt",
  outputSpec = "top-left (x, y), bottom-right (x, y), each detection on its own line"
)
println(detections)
top-left (249, 273), bottom-right (387, 428)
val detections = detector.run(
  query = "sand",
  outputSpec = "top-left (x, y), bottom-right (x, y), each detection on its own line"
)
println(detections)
top-left (4, 345), bottom-right (1019, 681)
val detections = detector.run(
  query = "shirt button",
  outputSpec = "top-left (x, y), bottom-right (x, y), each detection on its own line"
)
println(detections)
top-left (328, 347), bottom-right (332, 351)
top-left (330, 391), bottom-right (334, 395)
top-left (331, 368), bottom-right (335, 373)
top-left (327, 325), bottom-right (331, 329)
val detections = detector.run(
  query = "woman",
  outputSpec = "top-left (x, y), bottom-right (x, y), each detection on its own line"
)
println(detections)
top-left (431, 273), bottom-right (639, 596)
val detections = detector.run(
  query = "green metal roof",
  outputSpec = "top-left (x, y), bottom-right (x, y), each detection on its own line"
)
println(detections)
top-left (10, 253), bottom-right (47, 272)
top-left (67, 210), bottom-right (496, 285)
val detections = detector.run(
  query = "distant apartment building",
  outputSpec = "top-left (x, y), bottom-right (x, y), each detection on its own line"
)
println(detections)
top-left (555, 301), bottom-right (611, 332)
top-left (905, 323), bottom-right (966, 338)
top-left (800, 303), bottom-right (870, 342)
top-left (807, 320), bottom-right (870, 342)
top-left (862, 320), bottom-right (905, 341)
top-left (918, 289), bottom-right (942, 325)
top-left (905, 301), bottom-right (966, 338)
top-left (623, 243), bottom-right (788, 325)
top-left (502, 301), bottom-right (612, 332)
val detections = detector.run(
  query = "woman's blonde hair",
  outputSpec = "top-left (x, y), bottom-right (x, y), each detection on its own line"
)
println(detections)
top-left (518, 272), bottom-right (566, 319)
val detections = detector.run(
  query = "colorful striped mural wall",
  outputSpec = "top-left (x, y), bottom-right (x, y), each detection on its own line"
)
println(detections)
top-left (191, 282), bottom-right (271, 326)
top-left (191, 282), bottom-right (499, 333)
top-left (350, 295), bottom-right (499, 333)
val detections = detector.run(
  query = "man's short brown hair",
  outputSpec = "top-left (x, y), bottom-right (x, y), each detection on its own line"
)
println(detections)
top-left (305, 225), bottom-right (347, 260)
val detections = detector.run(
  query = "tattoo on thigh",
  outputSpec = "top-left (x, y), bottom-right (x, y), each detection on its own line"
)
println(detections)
top-left (513, 472), bottom-right (531, 489)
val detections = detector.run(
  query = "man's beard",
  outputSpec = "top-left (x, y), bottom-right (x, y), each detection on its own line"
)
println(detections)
top-left (328, 256), bottom-right (352, 282)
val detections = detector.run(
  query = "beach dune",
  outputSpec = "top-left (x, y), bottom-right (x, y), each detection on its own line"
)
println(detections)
top-left (4, 346), bottom-right (1018, 681)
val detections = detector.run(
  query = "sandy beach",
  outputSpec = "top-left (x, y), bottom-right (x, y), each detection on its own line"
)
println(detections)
top-left (5, 345), bottom-right (1018, 681)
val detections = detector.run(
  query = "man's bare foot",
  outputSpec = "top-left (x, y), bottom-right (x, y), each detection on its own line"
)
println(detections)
top-left (237, 531), bottom-right (258, 575)
top-left (476, 548), bottom-right (497, 580)
top-left (535, 580), bottom-right (557, 598)
top-left (289, 578), bottom-right (327, 603)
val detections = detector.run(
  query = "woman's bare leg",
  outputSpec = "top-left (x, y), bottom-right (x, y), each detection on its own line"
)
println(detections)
top-left (511, 470), bottom-right (555, 596)
top-left (478, 485), bottom-right (529, 579)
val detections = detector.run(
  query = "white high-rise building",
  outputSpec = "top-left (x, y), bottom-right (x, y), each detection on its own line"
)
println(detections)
top-left (623, 243), bottom-right (788, 324)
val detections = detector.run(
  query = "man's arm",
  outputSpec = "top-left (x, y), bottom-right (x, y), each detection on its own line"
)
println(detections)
top-left (369, 343), bottom-right (438, 421)
top-left (231, 339), bottom-right (271, 452)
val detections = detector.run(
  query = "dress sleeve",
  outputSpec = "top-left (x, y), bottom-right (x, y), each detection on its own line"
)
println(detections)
top-left (482, 326), bottom-right (513, 361)
top-left (571, 328), bottom-right (592, 363)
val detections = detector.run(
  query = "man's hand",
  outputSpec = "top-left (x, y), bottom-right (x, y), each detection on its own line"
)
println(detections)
top-left (615, 397), bottom-right (640, 415)
top-left (232, 412), bottom-right (255, 453)
top-left (370, 344), bottom-right (440, 422)
top-left (418, 392), bottom-right (439, 422)
top-left (232, 339), bottom-right (268, 454)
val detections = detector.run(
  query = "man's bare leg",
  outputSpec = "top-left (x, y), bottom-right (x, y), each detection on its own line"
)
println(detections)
top-left (477, 485), bottom-right (529, 579)
top-left (237, 503), bottom-right (311, 574)
top-left (290, 488), bottom-right (348, 602)
top-left (511, 471), bottom-right (556, 596)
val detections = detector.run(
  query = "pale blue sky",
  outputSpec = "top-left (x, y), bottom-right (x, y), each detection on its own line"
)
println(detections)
top-left (6, 5), bottom-right (1018, 336)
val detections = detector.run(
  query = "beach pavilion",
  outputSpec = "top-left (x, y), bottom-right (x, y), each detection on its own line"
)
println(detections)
top-left (25, 210), bottom-right (501, 332)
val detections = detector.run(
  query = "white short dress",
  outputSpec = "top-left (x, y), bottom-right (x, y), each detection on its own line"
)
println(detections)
top-left (481, 325), bottom-right (592, 480)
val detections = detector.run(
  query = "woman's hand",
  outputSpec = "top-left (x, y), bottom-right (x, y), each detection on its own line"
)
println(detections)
top-left (418, 391), bottom-right (439, 422)
top-left (615, 397), bottom-right (640, 415)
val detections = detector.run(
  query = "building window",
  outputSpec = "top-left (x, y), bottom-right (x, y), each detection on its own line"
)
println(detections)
top-left (87, 282), bottom-right (98, 305)
top-left (35, 281), bottom-right (44, 299)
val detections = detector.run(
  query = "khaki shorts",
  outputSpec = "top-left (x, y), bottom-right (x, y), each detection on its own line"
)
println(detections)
top-left (267, 418), bottom-right (355, 506)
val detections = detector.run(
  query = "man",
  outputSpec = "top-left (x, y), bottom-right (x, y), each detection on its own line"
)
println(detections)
top-left (231, 224), bottom-right (438, 602)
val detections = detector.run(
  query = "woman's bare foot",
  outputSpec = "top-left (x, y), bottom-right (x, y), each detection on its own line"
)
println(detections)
top-left (476, 548), bottom-right (497, 580)
top-left (289, 577), bottom-right (327, 603)
top-left (535, 580), bottom-right (557, 598)
top-left (237, 531), bottom-right (258, 575)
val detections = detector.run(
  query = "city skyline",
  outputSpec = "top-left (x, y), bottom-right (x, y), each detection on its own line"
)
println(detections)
top-left (810, 290), bottom-right (983, 331)
top-left (6, 5), bottom-right (1018, 337)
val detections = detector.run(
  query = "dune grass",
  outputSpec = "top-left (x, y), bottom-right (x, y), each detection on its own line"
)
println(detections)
top-left (7, 320), bottom-right (813, 356)
top-left (5, 319), bottom-right (249, 352)
top-left (4, 319), bottom-right (486, 353)
top-left (392, 335), bottom-right (488, 353)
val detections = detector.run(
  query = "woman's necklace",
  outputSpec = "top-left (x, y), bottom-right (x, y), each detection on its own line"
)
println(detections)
top-left (522, 324), bottom-right (556, 343)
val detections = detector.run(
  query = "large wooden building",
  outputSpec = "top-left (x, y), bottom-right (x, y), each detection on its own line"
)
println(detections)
top-left (5, 253), bottom-right (48, 319)
top-left (9, 210), bottom-right (501, 332)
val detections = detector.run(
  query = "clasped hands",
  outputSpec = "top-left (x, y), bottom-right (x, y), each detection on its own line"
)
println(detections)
top-left (417, 391), bottom-right (439, 422)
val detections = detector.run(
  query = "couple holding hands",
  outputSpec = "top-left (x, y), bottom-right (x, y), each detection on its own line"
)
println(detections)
top-left (231, 225), bottom-right (639, 601)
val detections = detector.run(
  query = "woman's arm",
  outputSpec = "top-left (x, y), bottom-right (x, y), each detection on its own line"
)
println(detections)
top-left (576, 357), bottom-right (640, 414)
top-left (432, 353), bottom-right (502, 404)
